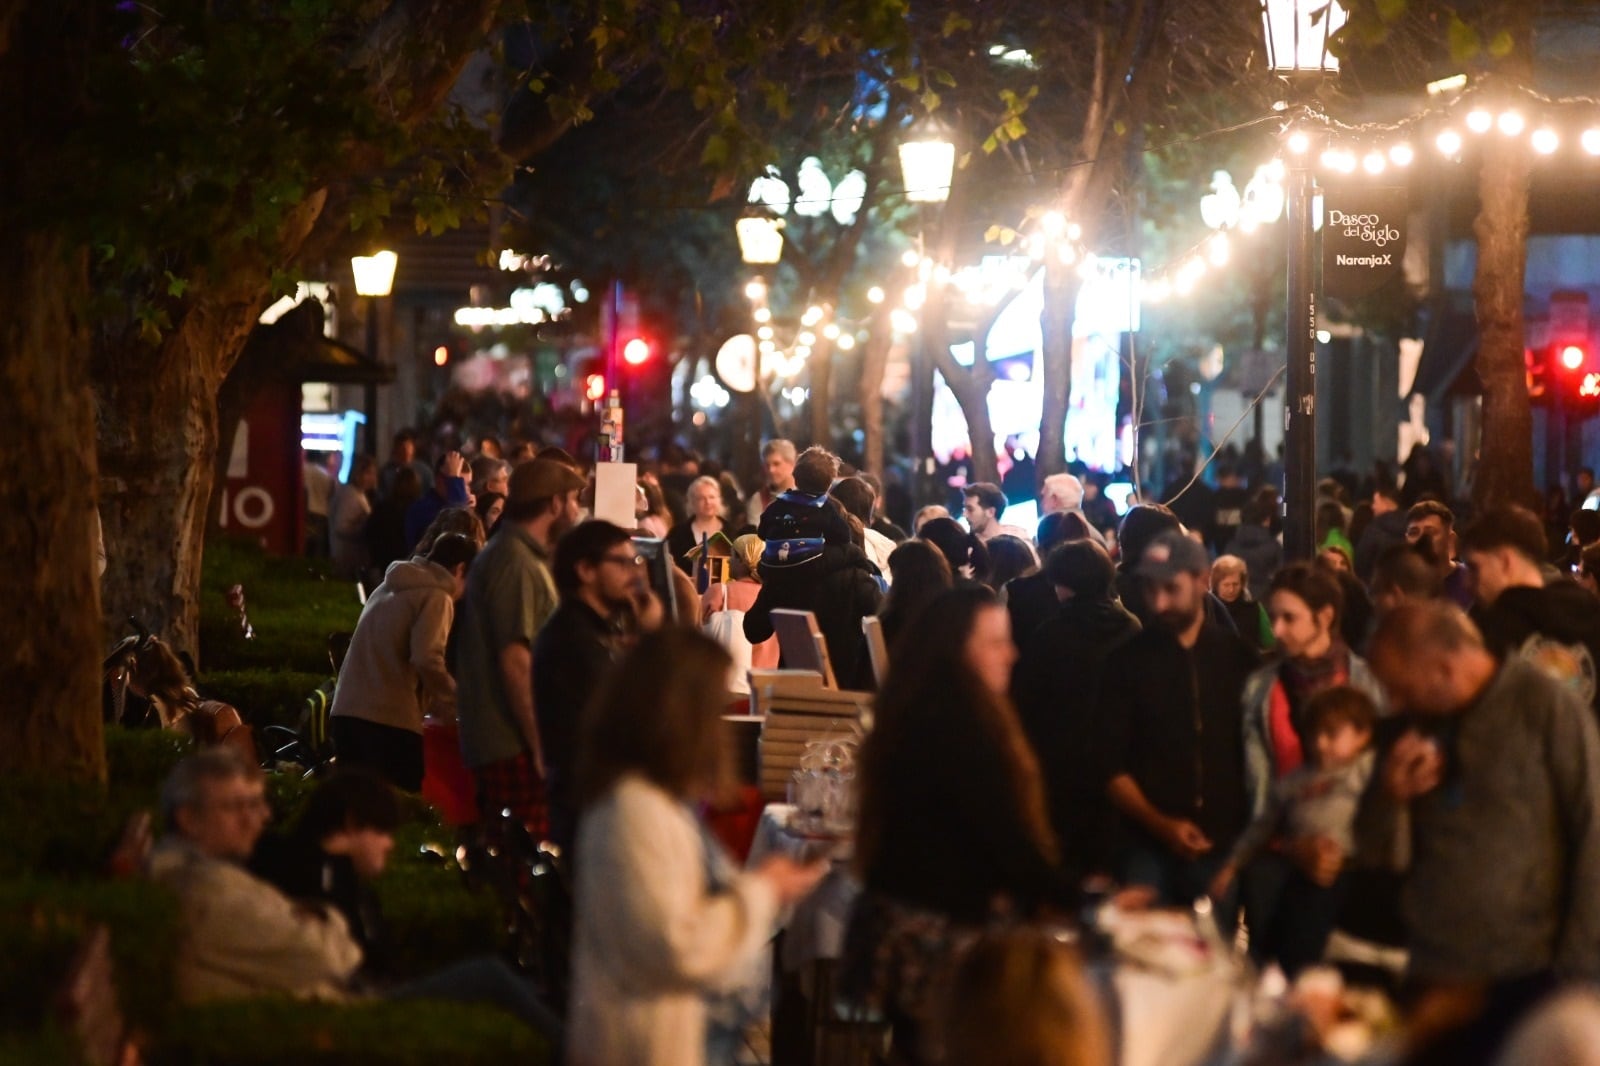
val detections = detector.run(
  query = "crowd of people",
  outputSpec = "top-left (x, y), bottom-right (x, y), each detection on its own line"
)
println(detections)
top-left (149, 434), bottom-right (1600, 1065)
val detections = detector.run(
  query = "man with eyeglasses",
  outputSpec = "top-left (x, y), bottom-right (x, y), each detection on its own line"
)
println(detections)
top-left (147, 747), bottom-right (363, 1001)
top-left (149, 750), bottom-right (562, 1035)
top-left (535, 520), bottom-right (664, 850)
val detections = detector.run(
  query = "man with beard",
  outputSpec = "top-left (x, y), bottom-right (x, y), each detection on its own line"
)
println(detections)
top-left (1098, 532), bottom-right (1259, 916)
top-left (533, 521), bottom-right (663, 850)
top-left (1405, 499), bottom-right (1473, 609)
top-left (455, 458), bottom-right (584, 840)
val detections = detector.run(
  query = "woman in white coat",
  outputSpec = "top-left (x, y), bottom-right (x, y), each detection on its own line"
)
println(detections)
top-left (566, 630), bottom-right (824, 1066)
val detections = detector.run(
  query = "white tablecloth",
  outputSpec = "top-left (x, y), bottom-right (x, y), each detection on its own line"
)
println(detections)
top-left (748, 803), bottom-right (1241, 1066)
top-left (747, 803), bottom-right (858, 973)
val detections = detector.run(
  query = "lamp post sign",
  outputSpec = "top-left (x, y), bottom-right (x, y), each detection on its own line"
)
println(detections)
top-left (1321, 187), bottom-right (1407, 300)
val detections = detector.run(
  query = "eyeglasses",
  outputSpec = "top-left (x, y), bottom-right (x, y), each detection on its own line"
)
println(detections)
top-left (599, 553), bottom-right (644, 568)
top-left (206, 794), bottom-right (270, 815)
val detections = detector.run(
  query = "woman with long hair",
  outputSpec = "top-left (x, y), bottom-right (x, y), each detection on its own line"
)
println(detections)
top-left (848, 586), bottom-right (1078, 1062)
top-left (567, 630), bottom-right (824, 1066)
top-left (877, 540), bottom-right (953, 650)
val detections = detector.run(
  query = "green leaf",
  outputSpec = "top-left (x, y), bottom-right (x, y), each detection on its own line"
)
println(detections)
top-left (921, 89), bottom-right (941, 113)
top-left (163, 271), bottom-right (189, 298)
top-left (1487, 29), bottom-right (1515, 58)
top-left (1003, 115), bottom-right (1027, 140)
top-left (931, 67), bottom-right (958, 88)
top-left (701, 133), bottom-right (730, 167)
top-left (982, 133), bottom-right (999, 154)
top-left (1375, 0), bottom-right (1406, 22)
top-left (984, 224), bottom-right (1004, 242)
top-left (525, 77), bottom-right (545, 94)
top-left (940, 12), bottom-right (972, 37)
top-left (1446, 15), bottom-right (1480, 63)
top-left (896, 73), bottom-right (921, 91)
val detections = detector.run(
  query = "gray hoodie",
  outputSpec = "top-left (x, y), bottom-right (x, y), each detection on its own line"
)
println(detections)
top-left (330, 557), bottom-right (457, 733)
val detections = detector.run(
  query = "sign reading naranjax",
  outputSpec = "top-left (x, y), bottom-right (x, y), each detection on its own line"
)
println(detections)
top-left (1322, 187), bottom-right (1407, 301)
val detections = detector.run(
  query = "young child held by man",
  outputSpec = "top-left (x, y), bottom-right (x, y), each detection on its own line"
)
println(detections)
top-left (1210, 684), bottom-right (1377, 975)
top-left (756, 445), bottom-right (853, 564)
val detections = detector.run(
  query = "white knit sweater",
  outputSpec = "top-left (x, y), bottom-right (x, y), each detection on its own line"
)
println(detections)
top-left (566, 775), bottom-right (779, 1066)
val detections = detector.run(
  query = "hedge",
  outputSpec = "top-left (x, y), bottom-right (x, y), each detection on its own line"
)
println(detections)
top-left (198, 536), bottom-right (363, 674)
top-left (151, 999), bottom-right (548, 1065)
top-left (201, 668), bottom-right (329, 731)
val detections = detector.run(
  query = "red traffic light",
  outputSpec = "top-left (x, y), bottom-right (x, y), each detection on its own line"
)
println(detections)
top-left (1562, 344), bottom-right (1587, 371)
top-left (622, 337), bottom-right (652, 366)
top-left (584, 373), bottom-right (607, 402)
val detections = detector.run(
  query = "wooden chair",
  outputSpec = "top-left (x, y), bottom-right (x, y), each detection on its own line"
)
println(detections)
top-left (861, 616), bottom-right (888, 689)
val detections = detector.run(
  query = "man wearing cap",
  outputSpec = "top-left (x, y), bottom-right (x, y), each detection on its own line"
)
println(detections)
top-left (455, 458), bottom-right (585, 839)
top-left (1097, 530), bottom-right (1259, 917)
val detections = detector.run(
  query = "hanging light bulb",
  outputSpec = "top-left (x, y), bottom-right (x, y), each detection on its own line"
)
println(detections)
top-left (753, 307), bottom-right (772, 323)
top-left (1436, 129), bottom-right (1463, 156)
top-left (866, 286), bottom-right (885, 304)
top-left (1497, 111), bottom-right (1525, 136)
top-left (1531, 127), bottom-right (1559, 154)
top-left (1287, 129), bottom-right (1311, 154)
top-left (900, 249), bottom-right (920, 268)
top-left (1041, 210), bottom-right (1066, 237)
top-left (822, 323), bottom-right (840, 340)
top-left (903, 283), bottom-right (926, 310)
top-left (744, 279), bottom-right (767, 302)
top-left (757, 325), bottom-right (775, 341)
top-left (836, 333), bottom-right (856, 351)
top-left (1388, 143), bottom-right (1415, 167)
top-left (1584, 129), bottom-right (1600, 156)
top-left (1362, 151), bottom-right (1386, 175)
top-left (801, 305), bottom-right (824, 326)
top-left (1466, 109), bottom-right (1492, 134)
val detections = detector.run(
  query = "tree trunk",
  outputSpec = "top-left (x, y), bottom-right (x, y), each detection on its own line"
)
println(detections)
top-left (859, 304), bottom-right (891, 476)
top-left (925, 283), bottom-right (999, 484)
top-left (1037, 260), bottom-right (1084, 486)
top-left (95, 280), bottom-right (270, 665)
top-left (0, 0), bottom-right (106, 780)
top-left (808, 338), bottom-right (834, 446)
top-left (1471, 69), bottom-right (1534, 512)
top-left (0, 233), bottom-right (106, 780)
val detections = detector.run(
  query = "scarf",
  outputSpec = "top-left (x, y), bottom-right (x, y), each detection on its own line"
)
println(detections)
top-left (1266, 641), bottom-right (1350, 778)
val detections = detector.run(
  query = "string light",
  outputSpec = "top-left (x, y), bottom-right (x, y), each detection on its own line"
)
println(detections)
top-left (1585, 129), bottom-right (1600, 155)
top-left (1287, 130), bottom-right (1311, 154)
top-left (1466, 109), bottom-right (1492, 134)
top-left (1497, 110), bottom-right (1525, 136)
top-left (836, 333), bottom-right (856, 351)
top-left (1388, 143), bottom-right (1414, 166)
top-left (753, 307), bottom-right (772, 323)
top-left (822, 323), bottom-right (840, 340)
top-left (744, 279), bottom-right (767, 301)
top-left (1532, 127), bottom-right (1559, 154)
top-left (1436, 129), bottom-right (1463, 155)
top-left (1041, 210), bottom-right (1066, 237)
top-left (866, 286), bottom-right (885, 304)
top-left (1362, 150), bottom-right (1386, 175)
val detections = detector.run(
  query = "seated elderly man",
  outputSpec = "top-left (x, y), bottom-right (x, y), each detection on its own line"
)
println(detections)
top-left (148, 748), bottom-right (560, 1038)
top-left (147, 747), bottom-right (361, 1001)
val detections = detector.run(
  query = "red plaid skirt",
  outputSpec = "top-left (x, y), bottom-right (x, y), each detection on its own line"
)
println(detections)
top-left (475, 751), bottom-right (549, 840)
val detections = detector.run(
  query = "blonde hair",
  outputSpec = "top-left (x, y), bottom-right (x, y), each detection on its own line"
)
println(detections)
top-left (943, 929), bottom-right (1111, 1066)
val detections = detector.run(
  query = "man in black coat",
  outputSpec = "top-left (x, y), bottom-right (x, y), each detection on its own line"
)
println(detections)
top-left (1012, 540), bottom-right (1140, 874)
top-left (1098, 532), bottom-right (1259, 917)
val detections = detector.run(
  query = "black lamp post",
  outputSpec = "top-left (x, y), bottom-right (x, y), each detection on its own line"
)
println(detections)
top-left (1261, 0), bottom-right (1345, 560)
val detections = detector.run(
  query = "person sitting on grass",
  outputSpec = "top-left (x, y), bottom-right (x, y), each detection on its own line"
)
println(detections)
top-left (149, 748), bottom-right (559, 1038)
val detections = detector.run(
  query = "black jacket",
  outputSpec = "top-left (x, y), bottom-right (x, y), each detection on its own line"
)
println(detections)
top-left (251, 831), bottom-right (388, 975)
top-left (1475, 580), bottom-right (1600, 718)
top-left (1012, 598), bottom-right (1142, 872)
top-left (1004, 571), bottom-right (1060, 650)
top-left (533, 599), bottom-right (618, 848)
top-left (744, 543), bottom-right (883, 687)
top-left (1097, 621), bottom-right (1259, 851)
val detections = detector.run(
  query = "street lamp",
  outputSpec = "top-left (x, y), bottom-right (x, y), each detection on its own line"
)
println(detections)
top-left (1262, 0), bottom-right (1344, 561)
top-left (898, 121), bottom-right (954, 502)
top-left (351, 250), bottom-right (397, 455)
top-left (736, 215), bottom-right (785, 265)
